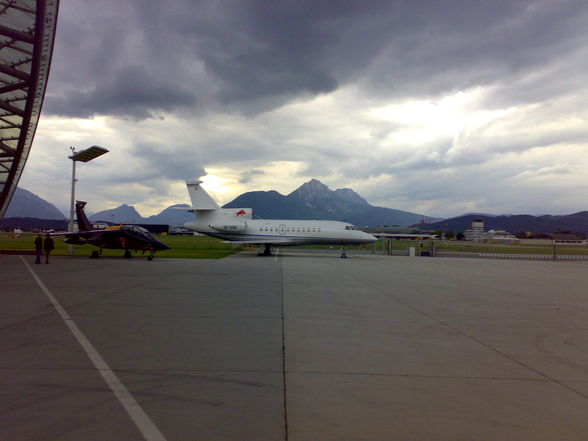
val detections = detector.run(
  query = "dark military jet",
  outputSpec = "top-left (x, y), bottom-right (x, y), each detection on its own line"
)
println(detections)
top-left (55, 201), bottom-right (170, 260)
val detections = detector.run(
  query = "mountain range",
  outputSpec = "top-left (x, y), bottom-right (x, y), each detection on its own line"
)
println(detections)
top-left (6, 181), bottom-right (588, 233)
top-left (421, 213), bottom-right (588, 235)
top-left (89, 204), bottom-right (194, 225)
top-left (223, 179), bottom-right (431, 225)
top-left (4, 180), bottom-right (430, 227)
top-left (4, 187), bottom-right (66, 219)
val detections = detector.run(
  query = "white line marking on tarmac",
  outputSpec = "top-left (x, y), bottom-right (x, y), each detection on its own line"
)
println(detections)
top-left (20, 256), bottom-right (168, 441)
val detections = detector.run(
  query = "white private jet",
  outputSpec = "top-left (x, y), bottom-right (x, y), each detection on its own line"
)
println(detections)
top-left (184, 181), bottom-right (377, 257)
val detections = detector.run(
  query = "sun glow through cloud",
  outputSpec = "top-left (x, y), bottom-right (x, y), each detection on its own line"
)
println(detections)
top-left (12, 0), bottom-right (588, 219)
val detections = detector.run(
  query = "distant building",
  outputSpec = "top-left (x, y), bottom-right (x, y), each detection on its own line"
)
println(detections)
top-left (134, 224), bottom-right (169, 235)
top-left (463, 219), bottom-right (517, 243)
top-left (485, 229), bottom-right (518, 244)
top-left (464, 219), bottom-right (486, 242)
top-left (169, 227), bottom-right (194, 235)
top-left (363, 226), bottom-right (437, 240)
top-left (551, 233), bottom-right (588, 245)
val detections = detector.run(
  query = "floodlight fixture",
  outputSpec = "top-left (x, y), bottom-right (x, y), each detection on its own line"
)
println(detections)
top-left (68, 145), bottom-right (109, 253)
top-left (69, 145), bottom-right (109, 162)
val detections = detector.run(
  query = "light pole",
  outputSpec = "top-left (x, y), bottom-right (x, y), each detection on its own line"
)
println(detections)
top-left (68, 145), bottom-right (109, 254)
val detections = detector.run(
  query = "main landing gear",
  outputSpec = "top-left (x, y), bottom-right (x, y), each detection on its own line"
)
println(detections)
top-left (258, 244), bottom-right (272, 256)
top-left (90, 249), bottom-right (156, 260)
top-left (340, 246), bottom-right (347, 259)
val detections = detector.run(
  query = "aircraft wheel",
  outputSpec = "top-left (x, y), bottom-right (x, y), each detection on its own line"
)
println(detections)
top-left (341, 253), bottom-right (347, 259)
top-left (124, 250), bottom-right (132, 258)
top-left (259, 244), bottom-right (272, 256)
top-left (147, 255), bottom-right (153, 261)
top-left (90, 251), bottom-right (100, 259)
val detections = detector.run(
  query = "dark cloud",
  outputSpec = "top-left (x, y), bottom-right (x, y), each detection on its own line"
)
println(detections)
top-left (124, 142), bottom-right (207, 182)
top-left (45, 0), bottom-right (587, 119)
top-left (45, 66), bottom-right (197, 119)
top-left (354, 1), bottom-right (588, 102)
top-left (27, 0), bottom-right (588, 217)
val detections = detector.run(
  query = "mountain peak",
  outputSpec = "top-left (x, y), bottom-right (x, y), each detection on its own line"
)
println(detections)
top-left (284, 179), bottom-right (374, 220)
top-left (334, 188), bottom-right (369, 206)
top-left (224, 179), bottom-right (429, 225)
top-left (5, 187), bottom-right (66, 219)
top-left (90, 204), bottom-right (143, 223)
top-left (288, 179), bottom-right (332, 198)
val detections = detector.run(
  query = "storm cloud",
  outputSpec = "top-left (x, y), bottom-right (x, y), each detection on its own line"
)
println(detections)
top-left (19, 0), bottom-right (588, 218)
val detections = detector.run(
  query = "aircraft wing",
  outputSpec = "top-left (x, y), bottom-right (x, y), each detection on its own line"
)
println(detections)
top-left (223, 238), bottom-right (300, 245)
top-left (51, 231), bottom-right (85, 239)
top-left (52, 230), bottom-right (125, 245)
top-left (53, 229), bottom-right (121, 239)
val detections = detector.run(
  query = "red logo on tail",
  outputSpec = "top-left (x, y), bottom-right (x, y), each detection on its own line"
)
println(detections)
top-left (236, 209), bottom-right (246, 216)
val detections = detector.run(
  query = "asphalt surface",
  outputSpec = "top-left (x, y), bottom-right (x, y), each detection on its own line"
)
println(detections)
top-left (2, 252), bottom-right (588, 441)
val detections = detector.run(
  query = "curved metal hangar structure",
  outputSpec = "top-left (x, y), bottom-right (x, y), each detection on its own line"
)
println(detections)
top-left (0, 0), bottom-right (59, 218)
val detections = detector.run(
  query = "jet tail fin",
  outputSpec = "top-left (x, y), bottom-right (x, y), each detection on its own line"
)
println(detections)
top-left (75, 201), bottom-right (93, 231)
top-left (185, 181), bottom-right (219, 210)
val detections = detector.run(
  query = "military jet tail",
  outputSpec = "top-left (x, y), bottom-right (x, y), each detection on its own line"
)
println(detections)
top-left (75, 201), bottom-right (93, 231)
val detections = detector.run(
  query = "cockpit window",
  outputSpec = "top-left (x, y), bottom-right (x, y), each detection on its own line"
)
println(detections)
top-left (124, 225), bottom-right (151, 237)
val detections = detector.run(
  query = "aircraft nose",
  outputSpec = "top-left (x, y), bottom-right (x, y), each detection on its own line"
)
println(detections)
top-left (365, 233), bottom-right (377, 243)
top-left (153, 239), bottom-right (170, 250)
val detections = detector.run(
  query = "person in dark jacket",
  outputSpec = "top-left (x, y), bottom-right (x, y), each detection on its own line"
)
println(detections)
top-left (34, 234), bottom-right (43, 264)
top-left (43, 234), bottom-right (54, 264)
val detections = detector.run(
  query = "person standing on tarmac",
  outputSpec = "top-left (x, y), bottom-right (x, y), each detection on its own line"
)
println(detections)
top-left (43, 234), bottom-right (54, 264)
top-left (34, 233), bottom-right (43, 264)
